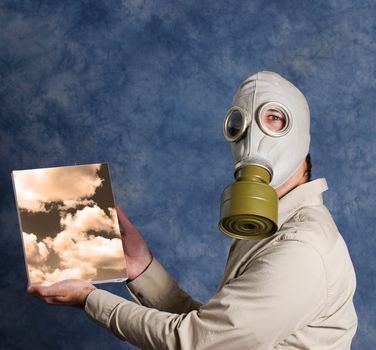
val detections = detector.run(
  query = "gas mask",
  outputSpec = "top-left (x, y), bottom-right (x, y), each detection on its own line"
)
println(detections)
top-left (219, 71), bottom-right (310, 240)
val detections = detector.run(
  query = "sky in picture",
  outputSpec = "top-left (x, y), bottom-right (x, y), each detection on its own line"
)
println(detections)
top-left (12, 163), bottom-right (127, 286)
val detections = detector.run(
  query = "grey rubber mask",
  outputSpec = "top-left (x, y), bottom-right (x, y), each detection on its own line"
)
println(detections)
top-left (219, 71), bottom-right (310, 240)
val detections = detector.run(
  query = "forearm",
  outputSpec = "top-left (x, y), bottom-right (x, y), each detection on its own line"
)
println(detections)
top-left (85, 289), bottom-right (240, 350)
top-left (85, 289), bottom-right (194, 350)
top-left (126, 257), bottom-right (202, 313)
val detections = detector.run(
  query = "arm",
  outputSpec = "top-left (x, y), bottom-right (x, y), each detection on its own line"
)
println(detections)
top-left (126, 256), bottom-right (202, 313)
top-left (85, 241), bottom-right (328, 350)
top-left (116, 206), bottom-right (201, 313)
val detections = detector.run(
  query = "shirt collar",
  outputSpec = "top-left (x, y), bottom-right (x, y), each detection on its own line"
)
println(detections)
top-left (278, 178), bottom-right (328, 228)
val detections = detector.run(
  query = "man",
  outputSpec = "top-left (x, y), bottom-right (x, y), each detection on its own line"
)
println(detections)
top-left (28, 71), bottom-right (358, 349)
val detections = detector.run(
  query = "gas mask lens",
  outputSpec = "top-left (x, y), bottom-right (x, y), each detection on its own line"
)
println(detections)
top-left (257, 102), bottom-right (291, 137)
top-left (224, 108), bottom-right (247, 142)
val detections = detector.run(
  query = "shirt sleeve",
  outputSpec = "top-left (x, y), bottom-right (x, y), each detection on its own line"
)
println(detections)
top-left (126, 257), bottom-right (202, 313)
top-left (85, 241), bottom-right (327, 350)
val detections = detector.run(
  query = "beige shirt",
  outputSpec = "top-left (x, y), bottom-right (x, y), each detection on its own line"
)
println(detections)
top-left (85, 178), bottom-right (357, 349)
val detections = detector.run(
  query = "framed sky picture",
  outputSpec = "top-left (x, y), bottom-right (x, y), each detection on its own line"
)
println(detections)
top-left (12, 163), bottom-right (127, 286)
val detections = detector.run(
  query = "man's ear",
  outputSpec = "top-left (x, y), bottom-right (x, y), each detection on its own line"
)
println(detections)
top-left (304, 153), bottom-right (312, 181)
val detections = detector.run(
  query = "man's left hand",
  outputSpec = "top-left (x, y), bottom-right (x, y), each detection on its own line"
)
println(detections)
top-left (27, 279), bottom-right (96, 308)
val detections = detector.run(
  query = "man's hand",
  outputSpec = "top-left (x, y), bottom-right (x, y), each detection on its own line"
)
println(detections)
top-left (27, 279), bottom-right (96, 308)
top-left (116, 205), bottom-right (153, 281)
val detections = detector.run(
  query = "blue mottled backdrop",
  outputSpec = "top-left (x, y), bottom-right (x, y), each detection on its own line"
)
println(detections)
top-left (1, 1), bottom-right (375, 349)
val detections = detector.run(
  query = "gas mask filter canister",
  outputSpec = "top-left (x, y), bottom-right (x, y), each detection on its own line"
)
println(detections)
top-left (219, 71), bottom-right (310, 240)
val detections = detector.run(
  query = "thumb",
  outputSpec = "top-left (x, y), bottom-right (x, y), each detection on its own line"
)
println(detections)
top-left (115, 205), bottom-right (136, 234)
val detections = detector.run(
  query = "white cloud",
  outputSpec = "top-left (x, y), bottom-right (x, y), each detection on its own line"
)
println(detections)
top-left (59, 235), bottom-right (125, 270)
top-left (28, 266), bottom-right (48, 284)
top-left (23, 232), bottom-right (49, 265)
top-left (13, 163), bottom-right (102, 212)
top-left (60, 205), bottom-right (119, 235)
top-left (42, 267), bottom-right (98, 285)
top-left (24, 206), bottom-right (125, 286)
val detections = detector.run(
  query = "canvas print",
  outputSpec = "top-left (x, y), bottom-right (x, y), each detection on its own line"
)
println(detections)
top-left (12, 163), bottom-right (127, 286)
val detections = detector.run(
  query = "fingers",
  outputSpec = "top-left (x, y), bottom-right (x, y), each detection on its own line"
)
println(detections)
top-left (27, 284), bottom-right (60, 298)
top-left (116, 205), bottom-right (131, 226)
top-left (27, 285), bottom-right (46, 296)
top-left (27, 285), bottom-right (60, 305)
top-left (27, 280), bottom-right (95, 307)
top-left (116, 205), bottom-right (137, 236)
top-left (45, 295), bottom-right (70, 305)
top-left (42, 296), bottom-right (66, 305)
top-left (28, 291), bottom-right (67, 305)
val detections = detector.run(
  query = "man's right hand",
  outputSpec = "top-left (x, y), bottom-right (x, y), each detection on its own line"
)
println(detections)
top-left (115, 205), bottom-right (153, 281)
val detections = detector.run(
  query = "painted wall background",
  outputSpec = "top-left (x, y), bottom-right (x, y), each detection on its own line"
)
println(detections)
top-left (0, 0), bottom-right (375, 349)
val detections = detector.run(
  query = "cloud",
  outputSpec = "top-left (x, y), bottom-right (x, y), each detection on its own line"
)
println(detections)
top-left (52, 234), bottom-right (125, 273)
top-left (23, 232), bottom-right (49, 265)
top-left (13, 164), bottom-right (102, 212)
top-left (60, 205), bottom-right (120, 236)
top-left (28, 266), bottom-right (97, 286)
top-left (24, 206), bottom-right (125, 286)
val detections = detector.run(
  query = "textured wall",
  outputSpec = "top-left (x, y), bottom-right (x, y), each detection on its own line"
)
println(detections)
top-left (1, 1), bottom-right (375, 349)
